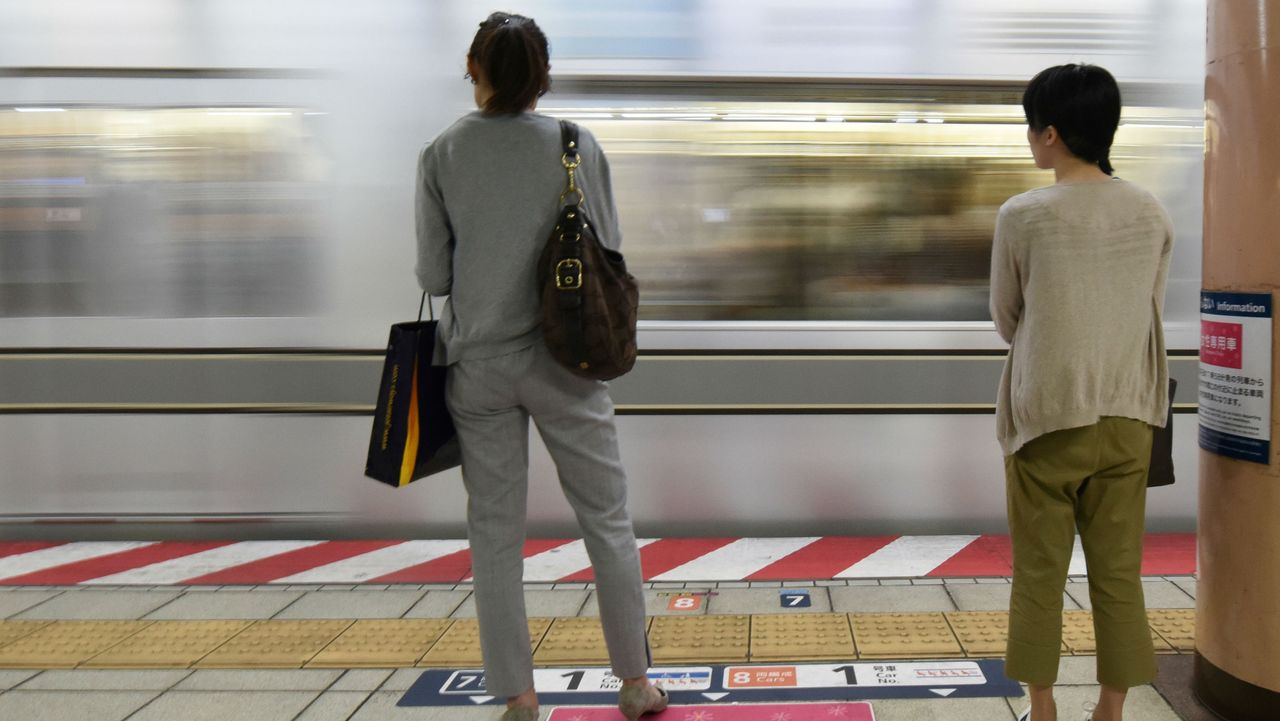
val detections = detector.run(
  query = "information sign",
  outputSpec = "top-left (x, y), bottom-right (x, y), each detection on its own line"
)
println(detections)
top-left (401, 661), bottom-right (1021, 707)
top-left (1199, 291), bottom-right (1273, 464)
top-left (724, 662), bottom-right (987, 689)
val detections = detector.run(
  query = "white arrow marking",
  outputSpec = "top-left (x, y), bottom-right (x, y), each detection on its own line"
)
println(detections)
top-left (470, 696), bottom-right (495, 704)
top-left (930, 689), bottom-right (956, 697)
top-left (702, 693), bottom-right (730, 701)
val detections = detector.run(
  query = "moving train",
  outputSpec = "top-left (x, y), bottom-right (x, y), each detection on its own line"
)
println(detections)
top-left (0, 1), bottom-right (1206, 540)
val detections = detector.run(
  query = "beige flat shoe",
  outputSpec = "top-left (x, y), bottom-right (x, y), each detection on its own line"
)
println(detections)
top-left (618, 684), bottom-right (668, 721)
top-left (499, 704), bottom-right (539, 721)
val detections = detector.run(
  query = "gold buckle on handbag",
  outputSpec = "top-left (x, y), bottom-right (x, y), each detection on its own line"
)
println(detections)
top-left (555, 259), bottom-right (583, 290)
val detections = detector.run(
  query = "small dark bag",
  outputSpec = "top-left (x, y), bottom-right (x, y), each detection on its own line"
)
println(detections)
top-left (1147, 377), bottom-right (1177, 487)
top-left (538, 120), bottom-right (639, 381)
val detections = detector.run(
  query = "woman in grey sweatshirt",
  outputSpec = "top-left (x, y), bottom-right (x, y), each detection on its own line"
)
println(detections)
top-left (414, 13), bottom-right (665, 721)
top-left (991, 65), bottom-right (1172, 721)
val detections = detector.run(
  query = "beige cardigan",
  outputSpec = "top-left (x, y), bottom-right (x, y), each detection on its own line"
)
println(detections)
top-left (989, 178), bottom-right (1173, 455)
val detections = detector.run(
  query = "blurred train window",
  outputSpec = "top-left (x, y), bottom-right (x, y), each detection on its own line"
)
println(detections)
top-left (545, 82), bottom-right (1201, 321)
top-left (0, 106), bottom-right (325, 318)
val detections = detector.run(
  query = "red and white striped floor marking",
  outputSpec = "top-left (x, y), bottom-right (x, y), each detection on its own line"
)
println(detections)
top-left (519, 538), bottom-right (658, 582)
top-left (0, 541), bottom-right (155, 581)
top-left (0, 535), bottom-right (1197, 585)
top-left (82, 541), bottom-right (325, 586)
top-left (273, 540), bottom-right (472, 585)
top-left (183, 541), bottom-right (407, 586)
top-left (837, 535), bottom-right (979, 578)
top-left (651, 537), bottom-right (822, 582)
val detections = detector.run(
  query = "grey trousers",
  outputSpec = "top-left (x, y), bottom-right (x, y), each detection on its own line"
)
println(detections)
top-left (445, 342), bottom-right (651, 698)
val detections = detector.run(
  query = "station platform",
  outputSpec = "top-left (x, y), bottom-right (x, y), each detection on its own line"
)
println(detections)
top-left (0, 536), bottom-right (1203, 721)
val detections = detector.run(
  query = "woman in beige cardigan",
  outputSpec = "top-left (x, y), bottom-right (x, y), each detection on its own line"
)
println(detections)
top-left (990, 64), bottom-right (1173, 721)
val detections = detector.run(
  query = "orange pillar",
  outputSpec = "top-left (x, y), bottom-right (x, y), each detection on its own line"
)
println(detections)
top-left (1196, 2), bottom-right (1280, 719)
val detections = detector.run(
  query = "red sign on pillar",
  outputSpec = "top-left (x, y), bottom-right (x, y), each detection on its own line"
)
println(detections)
top-left (1201, 319), bottom-right (1243, 369)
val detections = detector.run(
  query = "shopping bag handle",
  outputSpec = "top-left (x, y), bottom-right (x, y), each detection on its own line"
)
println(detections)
top-left (417, 292), bottom-right (435, 322)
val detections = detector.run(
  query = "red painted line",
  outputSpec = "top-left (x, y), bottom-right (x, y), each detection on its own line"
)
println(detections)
top-left (928, 535), bottom-right (1014, 577)
top-left (0, 541), bottom-right (234, 585)
top-left (1141, 533), bottom-right (1197, 576)
top-left (0, 542), bottom-right (64, 560)
top-left (747, 536), bottom-right (899, 580)
top-left (560, 537), bottom-right (741, 583)
top-left (370, 547), bottom-right (473, 584)
top-left (181, 540), bottom-right (404, 585)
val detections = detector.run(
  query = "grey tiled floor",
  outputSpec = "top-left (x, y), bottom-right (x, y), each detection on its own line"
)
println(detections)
top-left (0, 579), bottom-right (1200, 720)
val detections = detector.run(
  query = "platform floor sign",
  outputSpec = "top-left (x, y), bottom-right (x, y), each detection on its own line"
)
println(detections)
top-left (668, 594), bottom-right (705, 612)
top-left (780, 590), bottom-right (811, 608)
top-left (400, 661), bottom-right (1021, 707)
top-left (547, 701), bottom-right (875, 721)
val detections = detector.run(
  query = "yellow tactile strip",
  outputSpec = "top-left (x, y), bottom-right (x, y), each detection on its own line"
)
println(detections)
top-left (419, 618), bottom-right (552, 668)
top-left (85, 620), bottom-right (254, 668)
top-left (650, 614), bottom-right (750, 663)
top-left (751, 613), bottom-right (854, 661)
top-left (0, 611), bottom-right (1197, 668)
top-left (535, 617), bottom-right (640, 666)
top-left (852, 613), bottom-right (965, 659)
top-left (1148, 609), bottom-right (1195, 653)
top-left (944, 611), bottom-right (1008, 657)
top-left (0, 620), bottom-right (52, 649)
top-left (0, 621), bottom-right (153, 668)
top-left (309, 619), bottom-right (452, 668)
top-left (197, 620), bottom-right (353, 668)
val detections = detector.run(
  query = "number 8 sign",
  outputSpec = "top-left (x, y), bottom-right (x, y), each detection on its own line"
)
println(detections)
top-left (668, 595), bottom-right (703, 611)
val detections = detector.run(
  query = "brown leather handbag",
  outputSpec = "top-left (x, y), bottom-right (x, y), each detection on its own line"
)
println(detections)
top-left (538, 120), bottom-right (639, 381)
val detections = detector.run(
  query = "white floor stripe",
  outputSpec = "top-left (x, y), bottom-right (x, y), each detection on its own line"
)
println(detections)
top-left (652, 537), bottom-right (821, 582)
top-left (521, 538), bottom-right (657, 582)
top-left (81, 541), bottom-right (327, 585)
top-left (274, 540), bottom-right (471, 584)
top-left (836, 535), bottom-right (979, 578)
top-left (0, 542), bottom-right (156, 581)
top-left (1067, 537), bottom-right (1088, 576)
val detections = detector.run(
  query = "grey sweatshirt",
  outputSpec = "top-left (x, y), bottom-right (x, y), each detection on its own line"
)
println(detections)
top-left (989, 178), bottom-right (1173, 455)
top-left (415, 111), bottom-right (622, 364)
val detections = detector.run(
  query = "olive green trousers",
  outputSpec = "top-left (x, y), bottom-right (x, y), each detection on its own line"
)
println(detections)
top-left (1004, 416), bottom-right (1157, 688)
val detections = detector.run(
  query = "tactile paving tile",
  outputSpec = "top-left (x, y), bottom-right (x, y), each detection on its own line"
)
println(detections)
top-left (1148, 609), bottom-right (1196, 653)
top-left (944, 611), bottom-right (1009, 657)
top-left (196, 620), bottom-right (352, 668)
top-left (309, 619), bottom-right (453, 667)
top-left (1061, 610), bottom-right (1096, 654)
top-left (533, 617), bottom-right (615, 665)
top-left (751, 613), bottom-right (854, 661)
top-left (0, 621), bottom-right (152, 668)
top-left (419, 618), bottom-right (551, 668)
top-left (850, 613), bottom-right (964, 659)
top-left (0, 620), bottom-right (53, 650)
top-left (650, 615), bottom-right (750, 663)
top-left (84, 620), bottom-right (252, 668)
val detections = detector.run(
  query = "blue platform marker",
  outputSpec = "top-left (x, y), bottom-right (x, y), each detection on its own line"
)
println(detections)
top-left (780, 589), bottom-right (812, 608)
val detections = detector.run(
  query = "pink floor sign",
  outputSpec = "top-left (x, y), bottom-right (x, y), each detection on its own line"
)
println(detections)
top-left (547, 702), bottom-right (875, 721)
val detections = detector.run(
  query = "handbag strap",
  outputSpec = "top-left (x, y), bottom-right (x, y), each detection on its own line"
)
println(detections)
top-left (417, 292), bottom-right (434, 322)
top-left (559, 120), bottom-right (585, 208)
top-left (555, 120), bottom-right (589, 370)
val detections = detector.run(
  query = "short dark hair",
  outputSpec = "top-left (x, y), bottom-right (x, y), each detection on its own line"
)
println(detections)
top-left (468, 12), bottom-right (550, 115)
top-left (1022, 64), bottom-right (1122, 175)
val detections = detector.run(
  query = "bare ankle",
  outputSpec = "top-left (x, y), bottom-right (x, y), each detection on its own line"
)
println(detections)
top-left (1029, 684), bottom-right (1058, 721)
top-left (621, 676), bottom-right (650, 688)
